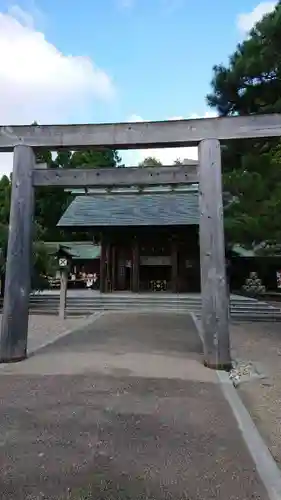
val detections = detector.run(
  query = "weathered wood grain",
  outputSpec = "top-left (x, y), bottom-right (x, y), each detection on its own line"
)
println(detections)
top-left (0, 113), bottom-right (280, 151)
top-left (0, 145), bottom-right (35, 362)
top-left (59, 270), bottom-right (68, 320)
top-left (198, 138), bottom-right (231, 370)
top-left (32, 165), bottom-right (198, 188)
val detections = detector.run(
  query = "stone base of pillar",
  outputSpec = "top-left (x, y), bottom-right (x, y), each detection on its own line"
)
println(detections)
top-left (203, 359), bottom-right (232, 371)
top-left (0, 354), bottom-right (27, 364)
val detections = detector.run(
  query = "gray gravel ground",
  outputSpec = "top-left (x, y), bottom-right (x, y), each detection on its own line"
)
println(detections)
top-left (0, 312), bottom-right (269, 499)
top-left (231, 321), bottom-right (281, 468)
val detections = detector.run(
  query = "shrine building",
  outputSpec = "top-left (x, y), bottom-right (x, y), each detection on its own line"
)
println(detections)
top-left (57, 186), bottom-right (200, 293)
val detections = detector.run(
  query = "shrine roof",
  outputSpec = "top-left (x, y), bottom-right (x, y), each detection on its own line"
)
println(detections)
top-left (44, 242), bottom-right (101, 260)
top-left (57, 191), bottom-right (199, 228)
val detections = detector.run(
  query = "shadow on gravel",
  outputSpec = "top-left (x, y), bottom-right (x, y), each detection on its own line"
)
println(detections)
top-left (0, 313), bottom-right (269, 499)
top-left (40, 312), bottom-right (202, 357)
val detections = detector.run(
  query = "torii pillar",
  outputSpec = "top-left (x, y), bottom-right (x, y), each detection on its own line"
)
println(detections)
top-left (198, 139), bottom-right (231, 370)
top-left (0, 145), bottom-right (35, 362)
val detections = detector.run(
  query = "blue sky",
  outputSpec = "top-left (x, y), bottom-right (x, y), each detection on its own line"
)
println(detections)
top-left (0, 0), bottom-right (277, 168)
top-left (15, 0), bottom-right (273, 121)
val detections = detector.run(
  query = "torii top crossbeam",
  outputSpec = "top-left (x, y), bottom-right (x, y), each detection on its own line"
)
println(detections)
top-left (0, 113), bottom-right (280, 151)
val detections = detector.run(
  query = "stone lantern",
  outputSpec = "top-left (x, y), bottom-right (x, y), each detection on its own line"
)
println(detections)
top-left (52, 245), bottom-right (75, 319)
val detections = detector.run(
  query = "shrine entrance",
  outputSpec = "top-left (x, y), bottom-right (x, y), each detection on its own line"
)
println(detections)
top-left (0, 113), bottom-right (279, 368)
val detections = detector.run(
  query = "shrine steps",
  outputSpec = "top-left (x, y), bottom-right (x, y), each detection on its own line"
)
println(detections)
top-left (1, 292), bottom-right (280, 321)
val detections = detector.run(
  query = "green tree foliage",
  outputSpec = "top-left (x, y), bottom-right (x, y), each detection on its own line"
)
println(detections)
top-left (34, 147), bottom-right (123, 241)
top-left (207, 1), bottom-right (281, 116)
top-left (0, 138), bottom-right (123, 287)
top-left (31, 242), bottom-right (56, 290)
top-left (34, 150), bottom-right (72, 242)
top-left (71, 149), bottom-right (123, 168)
top-left (206, 1), bottom-right (281, 247)
top-left (0, 175), bottom-right (11, 224)
top-left (138, 157), bottom-right (162, 167)
top-left (223, 143), bottom-right (281, 245)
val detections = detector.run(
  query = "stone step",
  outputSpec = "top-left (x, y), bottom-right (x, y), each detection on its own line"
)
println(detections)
top-left (27, 293), bottom-right (255, 300)
top-left (23, 301), bottom-right (281, 312)
top-left (25, 304), bottom-right (281, 314)
top-left (2, 294), bottom-right (280, 321)
top-left (26, 309), bottom-right (281, 321)
top-left (26, 296), bottom-right (277, 307)
top-left (27, 297), bottom-right (261, 303)
top-left (25, 303), bottom-right (281, 312)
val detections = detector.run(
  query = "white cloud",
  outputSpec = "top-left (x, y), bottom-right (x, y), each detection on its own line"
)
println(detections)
top-left (118, 0), bottom-right (185, 11)
top-left (122, 112), bottom-right (217, 166)
top-left (8, 4), bottom-right (35, 28)
top-left (0, 5), bottom-right (115, 176)
top-left (161, 0), bottom-right (185, 13)
top-left (117, 0), bottom-right (134, 8)
top-left (237, 1), bottom-right (277, 33)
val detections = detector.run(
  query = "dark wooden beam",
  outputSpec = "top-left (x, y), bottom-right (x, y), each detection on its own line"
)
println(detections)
top-left (32, 165), bottom-right (198, 188)
top-left (0, 113), bottom-right (281, 151)
top-left (111, 245), bottom-right (117, 291)
top-left (171, 240), bottom-right (178, 293)
top-left (105, 242), bottom-right (111, 293)
top-left (100, 237), bottom-right (106, 293)
top-left (131, 238), bottom-right (140, 293)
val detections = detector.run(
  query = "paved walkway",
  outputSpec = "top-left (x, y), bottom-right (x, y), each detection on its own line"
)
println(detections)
top-left (0, 312), bottom-right (270, 499)
top-left (26, 312), bottom-right (102, 354)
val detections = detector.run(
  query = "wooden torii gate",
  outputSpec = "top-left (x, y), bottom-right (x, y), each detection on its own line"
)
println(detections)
top-left (0, 114), bottom-right (280, 369)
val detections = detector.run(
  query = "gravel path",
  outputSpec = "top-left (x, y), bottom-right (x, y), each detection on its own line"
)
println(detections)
top-left (0, 313), bottom-right (269, 499)
top-left (0, 314), bottom-right (90, 354)
top-left (231, 322), bottom-right (281, 467)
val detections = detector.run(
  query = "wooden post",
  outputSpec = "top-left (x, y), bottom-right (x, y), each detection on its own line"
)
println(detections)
top-left (59, 269), bottom-right (68, 319)
top-left (100, 237), bottom-right (106, 293)
top-left (111, 245), bottom-right (116, 291)
top-left (171, 240), bottom-right (178, 293)
top-left (105, 242), bottom-right (111, 292)
top-left (0, 145), bottom-right (35, 362)
top-left (118, 253), bottom-right (126, 291)
top-left (132, 238), bottom-right (139, 292)
top-left (198, 138), bottom-right (231, 370)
